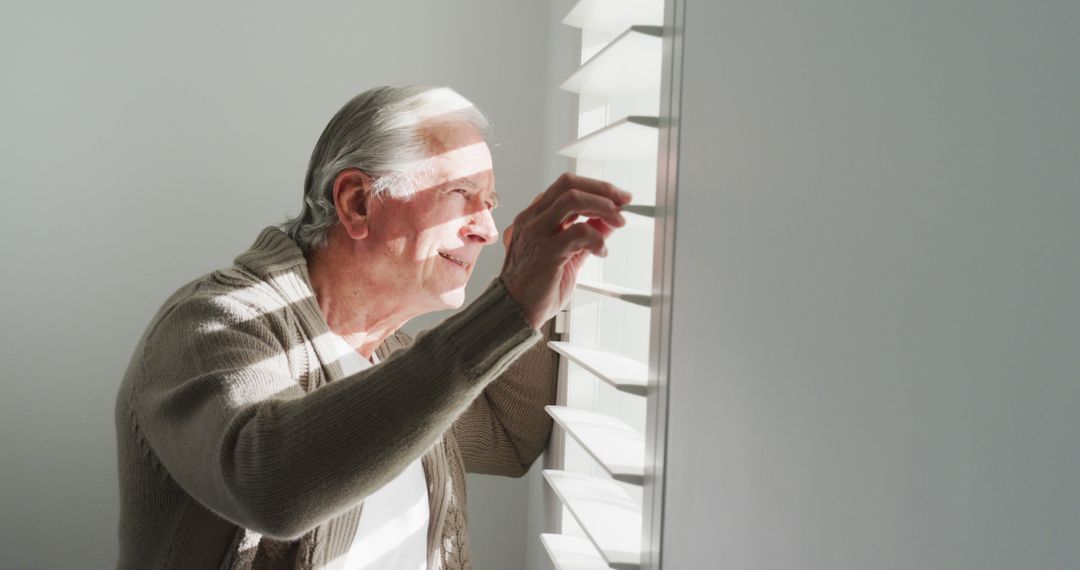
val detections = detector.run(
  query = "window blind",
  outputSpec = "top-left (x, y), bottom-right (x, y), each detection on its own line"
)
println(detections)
top-left (539, 1), bottom-right (672, 568)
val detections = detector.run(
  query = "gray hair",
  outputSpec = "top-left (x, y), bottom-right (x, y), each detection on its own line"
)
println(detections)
top-left (281, 85), bottom-right (492, 251)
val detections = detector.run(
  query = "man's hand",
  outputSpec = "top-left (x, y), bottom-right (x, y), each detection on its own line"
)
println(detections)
top-left (500, 173), bottom-right (631, 330)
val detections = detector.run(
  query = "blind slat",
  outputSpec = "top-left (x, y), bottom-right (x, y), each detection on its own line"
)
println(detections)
top-left (620, 204), bottom-right (656, 218)
top-left (548, 341), bottom-right (649, 396)
top-left (558, 116), bottom-right (659, 161)
top-left (563, 0), bottom-right (664, 33)
top-left (576, 280), bottom-right (651, 307)
top-left (541, 533), bottom-right (610, 570)
top-left (547, 405), bottom-right (646, 485)
top-left (544, 470), bottom-right (643, 570)
top-left (560, 26), bottom-right (663, 96)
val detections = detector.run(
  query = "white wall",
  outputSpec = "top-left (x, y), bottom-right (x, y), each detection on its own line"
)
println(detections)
top-left (663, 1), bottom-right (1080, 568)
top-left (0, 1), bottom-right (553, 568)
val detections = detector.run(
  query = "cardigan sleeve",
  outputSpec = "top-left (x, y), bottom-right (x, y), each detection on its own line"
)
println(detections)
top-left (130, 277), bottom-right (539, 541)
top-left (385, 315), bottom-right (560, 477)
top-left (451, 318), bottom-right (559, 477)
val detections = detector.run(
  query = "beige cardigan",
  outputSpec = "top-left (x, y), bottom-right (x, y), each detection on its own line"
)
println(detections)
top-left (114, 226), bottom-right (558, 569)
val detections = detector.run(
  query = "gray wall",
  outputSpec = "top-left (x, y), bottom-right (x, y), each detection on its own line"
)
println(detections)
top-left (0, 1), bottom-right (554, 568)
top-left (662, 1), bottom-right (1080, 568)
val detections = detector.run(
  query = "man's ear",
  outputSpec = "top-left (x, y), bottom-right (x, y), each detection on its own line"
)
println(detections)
top-left (333, 169), bottom-right (374, 240)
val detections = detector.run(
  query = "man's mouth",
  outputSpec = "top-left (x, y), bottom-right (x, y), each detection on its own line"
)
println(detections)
top-left (438, 252), bottom-right (471, 270)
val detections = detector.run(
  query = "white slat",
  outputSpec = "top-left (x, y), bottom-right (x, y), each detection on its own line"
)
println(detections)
top-left (541, 533), bottom-right (610, 570)
top-left (563, 0), bottom-right (664, 33)
top-left (548, 341), bottom-right (648, 396)
top-left (576, 280), bottom-right (651, 307)
top-left (547, 406), bottom-right (645, 485)
top-left (620, 204), bottom-right (656, 218)
top-left (558, 116), bottom-right (659, 161)
top-left (560, 26), bottom-right (663, 96)
top-left (544, 470), bottom-right (642, 570)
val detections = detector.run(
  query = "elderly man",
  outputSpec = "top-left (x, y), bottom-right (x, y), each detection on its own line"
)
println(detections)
top-left (114, 85), bottom-right (629, 569)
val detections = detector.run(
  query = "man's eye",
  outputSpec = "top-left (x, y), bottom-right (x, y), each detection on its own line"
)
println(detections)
top-left (452, 188), bottom-right (468, 196)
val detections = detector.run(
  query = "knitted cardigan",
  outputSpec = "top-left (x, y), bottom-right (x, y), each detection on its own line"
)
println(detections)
top-left (114, 226), bottom-right (558, 569)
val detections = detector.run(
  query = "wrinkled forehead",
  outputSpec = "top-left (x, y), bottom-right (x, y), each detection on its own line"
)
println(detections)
top-left (418, 120), bottom-right (494, 189)
top-left (419, 118), bottom-right (487, 154)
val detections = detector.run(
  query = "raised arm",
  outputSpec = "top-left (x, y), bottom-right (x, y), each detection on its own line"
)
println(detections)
top-left (129, 278), bottom-right (538, 540)
top-left (448, 172), bottom-right (633, 475)
top-left (452, 318), bottom-right (560, 476)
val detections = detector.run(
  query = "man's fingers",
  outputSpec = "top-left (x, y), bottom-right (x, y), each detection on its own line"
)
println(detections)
top-left (585, 216), bottom-right (616, 238)
top-left (503, 223), bottom-right (514, 248)
top-left (531, 172), bottom-right (632, 215)
top-left (499, 174), bottom-right (629, 330)
top-left (552, 220), bottom-right (608, 259)
top-left (539, 189), bottom-right (626, 232)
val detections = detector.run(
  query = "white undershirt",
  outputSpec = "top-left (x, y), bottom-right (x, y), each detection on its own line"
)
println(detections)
top-left (328, 333), bottom-right (429, 570)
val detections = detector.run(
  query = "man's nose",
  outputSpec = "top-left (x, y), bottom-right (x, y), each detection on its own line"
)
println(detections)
top-left (461, 208), bottom-right (499, 245)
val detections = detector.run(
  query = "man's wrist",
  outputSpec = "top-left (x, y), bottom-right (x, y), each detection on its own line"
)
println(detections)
top-left (496, 274), bottom-right (543, 331)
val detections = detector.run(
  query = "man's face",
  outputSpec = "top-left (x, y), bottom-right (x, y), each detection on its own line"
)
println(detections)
top-left (364, 121), bottom-right (499, 311)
